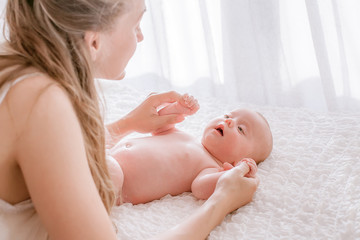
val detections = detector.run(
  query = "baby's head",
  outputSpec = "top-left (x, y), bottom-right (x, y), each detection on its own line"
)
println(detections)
top-left (201, 108), bottom-right (273, 164)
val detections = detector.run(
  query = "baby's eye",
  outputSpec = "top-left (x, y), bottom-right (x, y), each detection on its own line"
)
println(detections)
top-left (224, 114), bottom-right (230, 118)
top-left (238, 126), bottom-right (244, 134)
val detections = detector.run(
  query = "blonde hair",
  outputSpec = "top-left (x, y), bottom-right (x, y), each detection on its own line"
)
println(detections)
top-left (0, 0), bottom-right (128, 213)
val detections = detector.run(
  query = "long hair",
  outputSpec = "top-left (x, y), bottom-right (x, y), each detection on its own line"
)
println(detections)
top-left (0, 0), bottom-right (127, 213)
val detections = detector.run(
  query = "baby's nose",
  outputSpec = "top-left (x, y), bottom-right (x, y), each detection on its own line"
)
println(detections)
top-left (225, 118), bottom-right (233, 127)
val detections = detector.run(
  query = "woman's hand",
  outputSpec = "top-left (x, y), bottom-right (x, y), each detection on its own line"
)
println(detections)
top-left (125, 91), bottom-right (186, 133)
top-left (211, 162), bottom-right (259, 213)
top-left (106, 91), bottom-right (185, 142)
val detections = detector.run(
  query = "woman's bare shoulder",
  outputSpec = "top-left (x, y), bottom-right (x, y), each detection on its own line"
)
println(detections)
top-left (6, 73), bottom-right (65, 107)
top-left (5, 74), bottom-right (73, 132)
top-left (0, 72), bottom-right (84, 202)
top-left (6, 74), bottom-right (117, 239)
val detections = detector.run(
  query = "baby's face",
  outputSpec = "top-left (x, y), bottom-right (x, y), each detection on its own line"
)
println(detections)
top-left (201, 108), bottom-right (272, 164)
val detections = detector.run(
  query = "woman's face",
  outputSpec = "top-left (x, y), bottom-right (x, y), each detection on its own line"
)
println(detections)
top-left (93, 0), bottom-right (146, 80)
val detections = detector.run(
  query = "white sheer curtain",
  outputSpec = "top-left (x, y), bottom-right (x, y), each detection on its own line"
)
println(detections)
top-left (1, 0), bottom-right (359, 112)
top-left (125, 0), bottom-right (360, 112)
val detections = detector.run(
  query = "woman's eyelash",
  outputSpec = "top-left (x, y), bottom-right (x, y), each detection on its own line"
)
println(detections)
top-left (224, 114), bottom-right (229, 118)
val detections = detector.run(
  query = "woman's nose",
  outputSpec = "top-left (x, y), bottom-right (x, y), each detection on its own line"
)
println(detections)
top-left (137, 29), bottom-right (144, 42)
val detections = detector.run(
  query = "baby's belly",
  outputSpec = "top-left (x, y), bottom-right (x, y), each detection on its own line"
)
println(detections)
top-left (112, 144), bottom-right (199, 204)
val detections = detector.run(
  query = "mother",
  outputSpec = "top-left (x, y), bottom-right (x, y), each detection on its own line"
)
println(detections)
top-left (0, 0), bottom-right (259, 239)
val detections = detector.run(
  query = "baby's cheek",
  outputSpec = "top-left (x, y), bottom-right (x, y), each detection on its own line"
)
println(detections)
top-left (224, 141), bottom-right (238, 156)
top-left (222, 146), bottom-right (240, 163)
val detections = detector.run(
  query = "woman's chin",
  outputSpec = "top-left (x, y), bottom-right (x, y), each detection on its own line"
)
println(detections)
top-left (111, 71), bottom-right (126, 80)
top-left (117, 71), bottom-right (126, 80)
top-left (97, 71), bottom-right (126, 80)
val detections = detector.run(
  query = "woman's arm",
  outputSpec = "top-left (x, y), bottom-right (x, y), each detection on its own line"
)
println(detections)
top-left (13, 78), bottom-right (117, 240)
top-left (152, 163), bottom-right (259, 240)
top-left (106, 91), bottom-right (185, 145)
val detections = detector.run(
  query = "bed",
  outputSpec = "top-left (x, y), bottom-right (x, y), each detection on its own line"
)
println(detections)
top-left (98, 79), bottom-right (360, 240)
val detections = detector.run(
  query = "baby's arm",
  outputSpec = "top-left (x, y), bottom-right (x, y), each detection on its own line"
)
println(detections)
top-left (152, 93), bottom-right (200, 135)
top-left (191, 159), bottom-right (257, 200)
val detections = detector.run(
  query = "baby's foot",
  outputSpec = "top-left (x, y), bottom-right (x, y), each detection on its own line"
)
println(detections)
top-left (158, 93), bottom-right (200, 116)
top-left (106, 155), bottom-right (124, 205)
top-left (153, 94), bottom-right (199, 135)
top-left (178, 93), bottom-right (200, 115)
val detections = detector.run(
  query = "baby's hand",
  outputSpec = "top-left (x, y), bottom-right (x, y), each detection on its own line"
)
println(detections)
top-left (158, 93), bottom-right (200, 116)
top-left (234, 158), bottom-right (257, 178)
top-left (220, 162), bottom-right (234, 171)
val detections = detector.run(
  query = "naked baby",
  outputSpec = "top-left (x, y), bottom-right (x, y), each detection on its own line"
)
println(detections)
top-left (107, 94), bottom-right (273, 205)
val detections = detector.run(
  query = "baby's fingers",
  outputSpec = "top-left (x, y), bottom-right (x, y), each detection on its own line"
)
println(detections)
top-left (222, 162), bottom-right (234, 171)
top-left (233, 162), bottom-right (251, 177)
top-left (235, 158), bottom-right (257, 178)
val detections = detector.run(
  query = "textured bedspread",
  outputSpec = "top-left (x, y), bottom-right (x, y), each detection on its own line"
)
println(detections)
top-left (98, 79), bottom-right (360, 240)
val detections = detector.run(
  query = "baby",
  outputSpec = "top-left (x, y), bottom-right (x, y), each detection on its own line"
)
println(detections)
top-left (107, 94), bottom-right (273, 205)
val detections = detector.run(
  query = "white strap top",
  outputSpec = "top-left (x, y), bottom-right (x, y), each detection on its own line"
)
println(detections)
top-left (0, 72), bottom-right (49, 240)
top-left (0, 199), bottom-right (48, 240)
top-left (0, 72), bottom-right (41, 104)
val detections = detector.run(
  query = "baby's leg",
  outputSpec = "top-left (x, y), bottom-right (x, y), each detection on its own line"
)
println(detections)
top-left (106, 155), bottom-right (124, 205)
top-left (158, 93), bottom-right (199, 116)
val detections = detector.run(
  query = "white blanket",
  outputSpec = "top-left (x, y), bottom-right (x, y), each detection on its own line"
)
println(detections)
top-left (98, 79), bottom-right (360, 240)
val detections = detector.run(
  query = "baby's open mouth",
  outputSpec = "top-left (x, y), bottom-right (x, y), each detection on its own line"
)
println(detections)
top-left (216, 127), bottom-right (224, 136)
